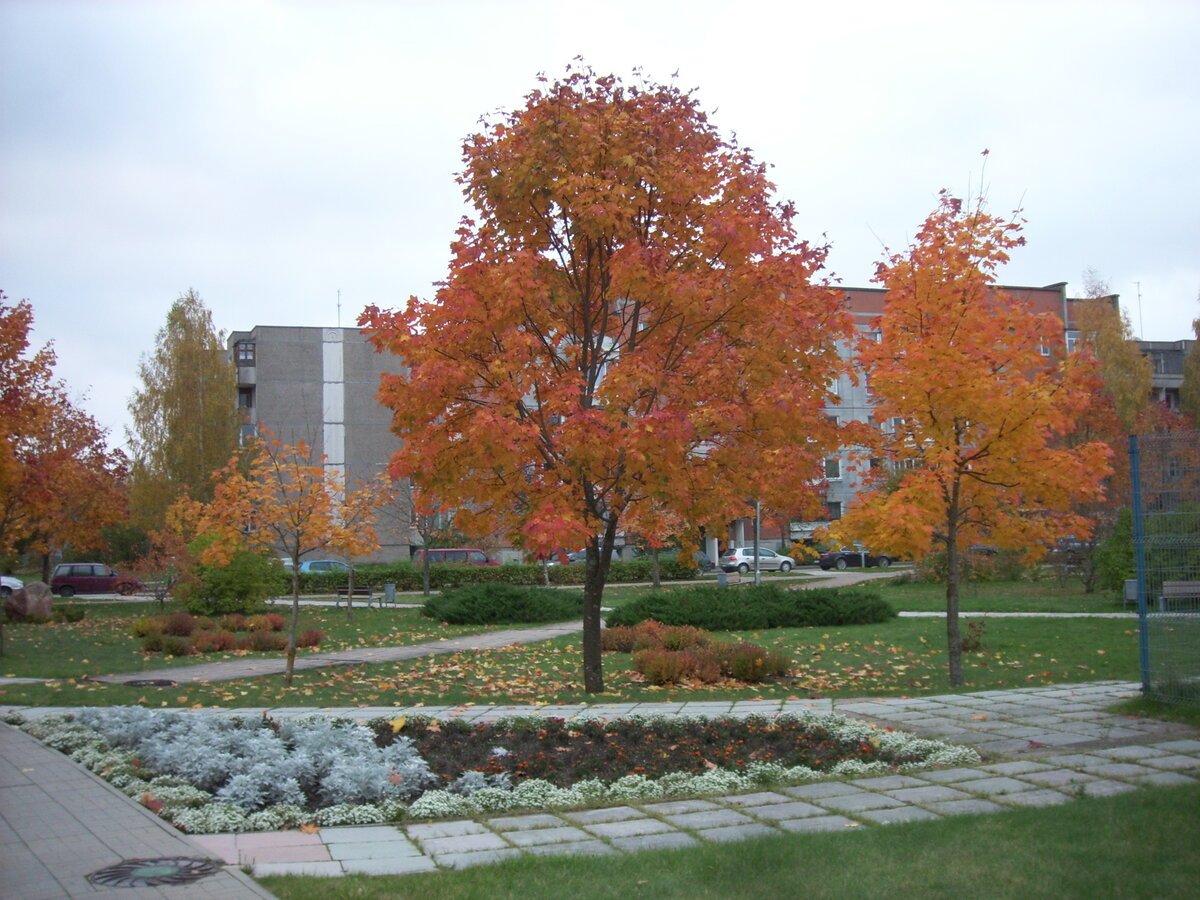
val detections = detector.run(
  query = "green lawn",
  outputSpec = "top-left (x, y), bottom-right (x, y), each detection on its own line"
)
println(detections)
top-left (0, 614), bottom-right (1140, 709)
top-left (0, 601), bottom-right (506, 679)
top-left (875, 577), bottom-right (1127, 612)
top-left (258, 782), bottom-right (1200, 899)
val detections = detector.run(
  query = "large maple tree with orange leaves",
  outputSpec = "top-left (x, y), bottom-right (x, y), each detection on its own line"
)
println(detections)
top-left (362, 67), bottom-right (852, 692)
top-left (833, 192), bottom-right (1111, 686)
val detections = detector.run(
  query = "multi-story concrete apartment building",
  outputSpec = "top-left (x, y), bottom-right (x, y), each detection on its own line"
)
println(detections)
top-left (228, 326), bottom-right (411, 562)
top-left (1140, 339), bottom-right (1197, 411)
top-left (233, 282), bottom-right (1161, 559)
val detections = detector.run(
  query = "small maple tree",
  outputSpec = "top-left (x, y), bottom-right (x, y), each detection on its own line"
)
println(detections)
top-left (833, 191), bottom-right (1111, 686)
top-left (362, 66), bottom-right (851, 692)
top-left (185, 429), bottom-right (392, 685)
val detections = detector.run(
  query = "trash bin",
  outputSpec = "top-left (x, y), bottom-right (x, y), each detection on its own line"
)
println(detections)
top-left (1123, 579), bottom-right (1137, 608)
top-left (717, 571), bottom-right (727, 588)
top-left (384, 582), bottom-right (396, 605)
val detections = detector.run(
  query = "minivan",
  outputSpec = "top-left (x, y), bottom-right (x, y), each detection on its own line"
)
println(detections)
top-left (412, 548), bottom-right (498, 566)
top-left (50, 563), bottom-right (142, 597)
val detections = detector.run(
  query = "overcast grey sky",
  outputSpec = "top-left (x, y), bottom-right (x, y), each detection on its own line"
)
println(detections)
top-left (2, 0), bottom-right (1198, 452)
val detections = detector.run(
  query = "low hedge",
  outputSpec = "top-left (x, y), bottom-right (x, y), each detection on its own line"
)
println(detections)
top-left (292, 558), bottom-right (700, 594)
top-left (422, 584), bottom-right (585, 625)
top-left (605, 584), bottom-right (895, 631)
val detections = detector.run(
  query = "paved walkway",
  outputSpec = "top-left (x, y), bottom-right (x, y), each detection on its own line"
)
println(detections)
top-left (4, 681), bottom-right (1198, 891)
top-left (0, 723), bottom-right (273, 899)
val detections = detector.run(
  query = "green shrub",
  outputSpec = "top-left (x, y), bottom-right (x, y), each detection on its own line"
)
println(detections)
top-left (161, 635), bottom-right (195, 657)
top-left (131, 616), bottom-right (162, 638)
top-left (141, 632), bottom-right (165, 653)
top-left (718, 642), bottom-right (790, 682)
top-left (1096, 508), bottom-right (1134, 592)
top-left (50, 608), bottom-right (85, 624)
top-left (605, 585), bottom-right (894, 630)
top-left (423, 584), bottom-right (584, 625)
top-left (180, 547), bottom-right (279, 616)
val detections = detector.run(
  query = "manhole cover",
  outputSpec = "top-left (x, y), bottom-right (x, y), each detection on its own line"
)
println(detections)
top-left (87, 856), bottom-right (221, 887)
top-left (124, 679), bottom-right (178, 687)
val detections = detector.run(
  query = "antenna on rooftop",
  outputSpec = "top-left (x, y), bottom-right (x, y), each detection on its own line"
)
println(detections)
top-left (337, 289), bottom-right (341, 328)
top-left (1135, 282), bottom-right (1143, 339)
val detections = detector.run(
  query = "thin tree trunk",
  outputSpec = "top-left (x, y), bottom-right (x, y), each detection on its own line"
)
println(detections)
top-left (345, 564), bottom-right (354, 621)
top-left (651, 547), bottom-right (660, 588)
top-left (285, 561), bottom-right (300, 687)
top-left (40, 553), bottom-right (51, 583)
top-left (945, 488), bottom-right (964, 688)
top-left (582, 518), bottom-right (618, 693)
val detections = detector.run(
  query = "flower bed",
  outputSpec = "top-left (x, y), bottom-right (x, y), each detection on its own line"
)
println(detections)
top-left (10, 708), bottom-right (980, 834)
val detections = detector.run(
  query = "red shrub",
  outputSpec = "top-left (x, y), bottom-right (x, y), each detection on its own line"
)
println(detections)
top-left (248, 629), bottom-right (287, 651)
top-left (658, 625), bottom-right (711, 652)
top-left (162, 635), bottom-right (195, 657)
top-left (221, 614), bottom-right (247, 632)
top-left (601, 625), bottom-right (637, 653)
top-left (246, 613), bottom-right (286, 633)
top-left (235, 633), bottom-right (255, 651)
top-left (193, 630), bottom-right (238, 653)
top-left (633, 648), bottom-right (687, 685)
top-left (163, 611), bottom-right (196, 637)
top-left (297, 629), bottom-right (323, 648)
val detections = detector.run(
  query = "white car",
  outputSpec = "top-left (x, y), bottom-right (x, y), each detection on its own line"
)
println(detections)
top-left (1, 574), bottom-right (24, 597)
top-left (719, 547), bottom-right (793, 574)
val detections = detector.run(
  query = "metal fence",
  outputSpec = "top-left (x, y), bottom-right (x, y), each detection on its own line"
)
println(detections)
top-left (1130, 431), bottom-right (1200, 706)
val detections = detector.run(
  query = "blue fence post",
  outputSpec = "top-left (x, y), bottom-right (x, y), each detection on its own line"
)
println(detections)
top-left (1129, 434), bottom-right (1151, 694)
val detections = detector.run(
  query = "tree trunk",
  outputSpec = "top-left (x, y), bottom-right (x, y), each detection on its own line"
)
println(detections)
top-left (422, 551), bottom-right (431, 596)
top-left (945, 500), bottom-right (964, 688)
top-left (651, 547), bottom-right (660, 588)
top-left (345, 564), bottom-right (354, 621)
top-left (40, 553), bottom-right (51, 583)
top-left (285, 559), bottom-right (301, 687)
top-left (582, 519), bottom-right (618, 693)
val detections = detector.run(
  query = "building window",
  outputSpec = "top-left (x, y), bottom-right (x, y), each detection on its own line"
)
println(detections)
top-left (1066, 330), bottom-right (1080, 353)
top-left (236, 341), bottom-right (256, 366)
top-left (828, 377), bottom-right (840, 398)
top-left (238, 387), bottom-right (255, 409)
top-left (825, 501), bottom-right (842, 521)
top-left (824, 457), bottom-right (842, 481)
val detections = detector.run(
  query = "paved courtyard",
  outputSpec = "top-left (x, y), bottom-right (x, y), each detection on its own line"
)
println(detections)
top-left (4, 680), bottom-right (1198, 893)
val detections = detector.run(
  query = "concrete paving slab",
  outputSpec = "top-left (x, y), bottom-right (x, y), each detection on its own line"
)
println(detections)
top-left (924, 798), bottom-right (1007, 816)
top-left (1079, 762), bottom-right (1161, 779)
top-left (660, 809), bottom-right (754, 830)
top-left (484, 813), bottom-right (571, 830)
top-left (915, 767), bottom-right (991, 783)
top-left (583, 818), bottom-right (678, 839)
top-left (327, 841), bottom-right (425, 861)
top-left (1078, 780), bottom-right (1138, 798)
top-left (817, 792), bottom-right (906, 812)
top-left (1142, 755), bottom-right (1200, 771)
top-left (782, 782), bottom-right (869, 800)
top-left (993, 789), bottom-right (1073, 808)
top-left (857, 806), bottom-right (942, 825)
top-left (776, 815), bottom-right (863, 833)
top-left (609, 832), bottom-right (701, 852)
top-left (740, 800), bottom-right (827, 821)
top-left (978, 760), bottom-right (1054, 775)
top-left (564, 805), bottom-right (647, 824)
top-left (405, 820), bottom-right (489, 840)
top-left (251, 861), bottom-right (345, 877)
top-left (952, 776), bottom-right (1040, 795)
top-left (1132, 772), bottom-right (1198, 787)
top-left (848, 775), bottom-right (929, 790)
top-left (434, 848), bottom-right (524, 869)
top-left (641, 799), bottom-right (723, 815)
top-left (499, 826), bottom-right (593, 847)
top-left (340, 856), bottom-right (438, 875)
top-left (719, 791), bottom-right (794, 807)
top-left (316, 825), bottom-right (405, 843)
top-left (1153, 739), bottom-right (1200, 753)
top-left (885, 785), bottom-right (973, 804)
top-left (418, 833), bottom-right (510, 854)
top-left (1020, 769), bottom-right (1098, 787)
top-left (697, 823), bottom-right (779, 843)
top-left (525, 840), bottom-right (620, 857)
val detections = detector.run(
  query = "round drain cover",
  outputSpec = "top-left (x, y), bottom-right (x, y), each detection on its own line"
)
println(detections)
top-left (87, 856), bottom-right (221, 887)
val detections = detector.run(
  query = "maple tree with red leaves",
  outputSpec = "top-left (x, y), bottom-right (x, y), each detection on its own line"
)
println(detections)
top-left (0, 294), bottom-right (127, 574)
top-left (362, 66), bottom-right (852, 692)
top-left (832, 192), bottom-right (1111, 686)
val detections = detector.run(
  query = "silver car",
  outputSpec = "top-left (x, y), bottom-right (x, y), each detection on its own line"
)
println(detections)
top-left (719, 547), bottom-right (793, 574)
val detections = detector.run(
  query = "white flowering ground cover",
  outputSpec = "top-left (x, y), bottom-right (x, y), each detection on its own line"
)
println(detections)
top-left (7, 708), bottom-right (981, 834)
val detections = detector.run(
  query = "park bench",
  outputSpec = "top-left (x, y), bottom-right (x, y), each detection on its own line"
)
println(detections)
top-left (335, 586), bottom-right (374, 608)
top-left (1158, 581), bottom-right (1200, 613)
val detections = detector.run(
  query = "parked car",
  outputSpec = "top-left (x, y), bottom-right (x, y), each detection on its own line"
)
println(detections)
top-left (818, 547), bottom-right (893, 570)
top-left (412, 548), bottom-right (499, 566)
top-left (1, 574), bottom-right (23, 597)
top-left (719, 547), bottom-right (794, 574)
top-left (298, 560), bottom-right (351, 574)
top-left (50, 563), bottom-right (142, 597)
